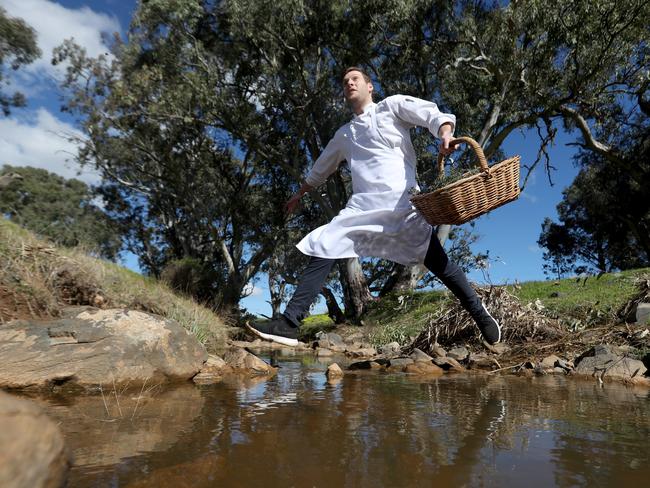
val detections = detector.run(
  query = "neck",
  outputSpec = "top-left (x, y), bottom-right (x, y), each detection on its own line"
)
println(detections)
top-left (352, 98), bottom-right (372, 115)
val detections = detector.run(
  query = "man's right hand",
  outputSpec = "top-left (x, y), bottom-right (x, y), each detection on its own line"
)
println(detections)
top-left (285, 192), bottom-right (303, 215)
top-left (285, 182), bottom-right (314, 215)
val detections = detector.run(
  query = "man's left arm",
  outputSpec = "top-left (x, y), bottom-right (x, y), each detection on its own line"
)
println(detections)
top-left (386, 95), bottom-right (456, 154)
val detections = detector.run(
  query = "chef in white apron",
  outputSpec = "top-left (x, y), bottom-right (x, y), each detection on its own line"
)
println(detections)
top-left (248, 67), bottom-right (501, 347)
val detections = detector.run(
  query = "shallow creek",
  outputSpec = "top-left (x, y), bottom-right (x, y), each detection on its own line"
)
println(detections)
top-left (36, 350), bottom-right (650, 487)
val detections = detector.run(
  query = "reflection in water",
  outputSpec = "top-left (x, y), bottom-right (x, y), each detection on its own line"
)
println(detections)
top-left (37, 355), bottom-right (650, 487)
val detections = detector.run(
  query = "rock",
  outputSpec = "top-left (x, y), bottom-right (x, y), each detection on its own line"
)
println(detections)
top-left (432, 356), bottom-right (464, 371)
top-left (315, 332), bottom-right (347, 352)
top-left (553, 367), bottom-right (567, 375)
top-left (0, 391), bottom-right (71, 488)
top-left (387, 358), bottom-right (414, 372)
top-left (0, 308), bottom-right (208, 389)
top-left (556, 358), bottom-right (574, 371)
top-left (430, 343), bottom-right (447, 358)
top-left (346, 347), bottom-right (377, 358)
top-left (404, 362), bottom-right (443, 375)
top-left (222, 347), bottom-right (275, 375)
top-left (326, 363), bottom-right (344, 378)
top-left (192, 354), bottom-right (230, 384)
top-left (409, 348), bottom-right (433, 363)
top-left (345, 332), bottom-right (365, 343)
top-left (468, 353), bottom-right (496, 370)
top-left (636, 303), bottom-right (650, 325)
top-left (487, 343), bottom-right (510, 355)
top-left (316, 348), bottom-right (334, 357)
top-left (447, 346), bottom-right (469, 361)
top-left (378, 342), bottom-right (401, 355)
top-left (348, 360), bottom-right (384, 371)
top-left (574, 345), bottom-right (647, 381)
top-left (540, 354), bottom-right (561, 369)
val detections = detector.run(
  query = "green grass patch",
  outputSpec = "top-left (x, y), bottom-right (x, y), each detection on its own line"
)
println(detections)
top-left (364, 289), bottom-right (450, 346)
top-left (507, 268), bottom-right (650, 320)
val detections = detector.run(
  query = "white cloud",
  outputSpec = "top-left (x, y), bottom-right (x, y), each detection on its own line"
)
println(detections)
top-left (527, 245), bottom-right (541, 253)
top-left (0, 108), bottom-right (100, 184)
top-left (1, 0), bottom-right (121, 94)
top-left (242, 282), bottom-right (264, 297)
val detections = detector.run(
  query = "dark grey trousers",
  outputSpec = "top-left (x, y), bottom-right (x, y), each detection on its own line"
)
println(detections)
top-left (283, 230), bottom-right (482, 326)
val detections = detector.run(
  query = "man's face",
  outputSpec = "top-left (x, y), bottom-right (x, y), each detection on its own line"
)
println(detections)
top-left (342, 70), bottom-right (373, 105)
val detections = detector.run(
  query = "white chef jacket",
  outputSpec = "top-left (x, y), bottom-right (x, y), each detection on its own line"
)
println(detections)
top-left (296, 95), bottom-right (456, 265)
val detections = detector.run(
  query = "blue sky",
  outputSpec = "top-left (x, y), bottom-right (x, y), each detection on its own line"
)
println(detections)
top-left (1, 0), bottom-right (581, 317)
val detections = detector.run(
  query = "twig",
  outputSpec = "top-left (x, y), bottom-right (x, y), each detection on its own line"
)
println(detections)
top-left (131, 378), bottom-right (147, 421)
top-left (112, 375), bottom-right (123, 418)
top-left (99, 384), bottom-right (110, 417)
top-left (487, 362), bottom-right (524, 374)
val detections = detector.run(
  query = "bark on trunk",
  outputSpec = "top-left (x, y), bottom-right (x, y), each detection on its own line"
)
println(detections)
top-left (338, 257), bottom-right (372, 323)
top-left (380, 263), bottom-right (426, 296)
top-left (267, 274), bottom-right (286, 319)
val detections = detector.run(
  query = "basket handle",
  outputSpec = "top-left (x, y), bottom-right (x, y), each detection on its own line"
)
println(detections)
top-left (437, 136), bottom-right (490, 176)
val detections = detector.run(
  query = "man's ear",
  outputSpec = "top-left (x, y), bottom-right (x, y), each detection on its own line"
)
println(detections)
top-left (368, 82), bottom-right (374, 95)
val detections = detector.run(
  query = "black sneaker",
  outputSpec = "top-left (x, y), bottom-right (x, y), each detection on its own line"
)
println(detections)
top-left (246, 316), bottom-right (300, 347)
top-left (472, 303), bottom-right (501, 345)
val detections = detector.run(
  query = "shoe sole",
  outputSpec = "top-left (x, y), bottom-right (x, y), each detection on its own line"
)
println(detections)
top-left (481, 303), bottom-right (502, 344)
top-left (246, 324), bottom-right (300, 347)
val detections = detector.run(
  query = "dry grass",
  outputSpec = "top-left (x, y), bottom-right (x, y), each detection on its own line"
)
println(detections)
top-left (0, 219), bottom-right (232, 349)
top-left (407, 286), bottom-right (566, 353)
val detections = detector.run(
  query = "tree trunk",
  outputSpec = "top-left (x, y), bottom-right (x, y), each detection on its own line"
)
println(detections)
top-left (338, 257), bottom-right (372, 323)
top-left (437, 224), bottom-right (451, 246)
top-left (267, 273), bottom-right (286, 319)
top-left (393, 264), bottom-right (426, 291)
top-left (321, 286), bottom-right (345, 324)
top-left (380, 263), bottom-right (425, 296)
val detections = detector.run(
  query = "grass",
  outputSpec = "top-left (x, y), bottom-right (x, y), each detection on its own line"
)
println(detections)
top-left (0, 218), bottom-right (232, 349)
top-left (359, 268), bottom-right (650, 347)
top-left (506, 268), bottom-right (650, 327)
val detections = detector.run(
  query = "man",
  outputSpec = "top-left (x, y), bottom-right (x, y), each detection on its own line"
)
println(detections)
top-left (248, 67), bottom-right (501, 346)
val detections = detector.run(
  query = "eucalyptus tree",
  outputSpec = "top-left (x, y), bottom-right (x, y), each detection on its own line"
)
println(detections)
top-left (374, 0), bottom-right (649, 283)
top-left (54, 1), bottom-right (291, 313)
top-left (0, 7), bottom-right (41, 115)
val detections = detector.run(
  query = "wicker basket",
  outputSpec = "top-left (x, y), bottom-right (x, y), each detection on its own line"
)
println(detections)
top-left (410, 136), bottom-right (520, 225)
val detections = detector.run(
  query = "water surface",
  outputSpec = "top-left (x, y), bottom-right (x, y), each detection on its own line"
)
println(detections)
top-left (39, 351), bottom-right (650, 487)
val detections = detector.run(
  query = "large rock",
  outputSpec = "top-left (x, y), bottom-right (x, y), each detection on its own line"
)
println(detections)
top-left (574, 345), bottom-right (647, 381)
top-left (0, 391), bottom-right (71, 488)
top-left (0, 308), bottom-right (208, 389)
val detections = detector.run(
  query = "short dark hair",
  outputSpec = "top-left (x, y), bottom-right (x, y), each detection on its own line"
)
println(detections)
top-left (341, 66), bottom-right (371, 84)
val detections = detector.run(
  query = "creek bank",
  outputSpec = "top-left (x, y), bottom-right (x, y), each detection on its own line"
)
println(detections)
top-left (243, 329), bottom-right (650, 387)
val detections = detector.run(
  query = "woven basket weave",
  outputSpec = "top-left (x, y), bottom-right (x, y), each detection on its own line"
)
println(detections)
top-left (410, 136), bottom-right (520, 225)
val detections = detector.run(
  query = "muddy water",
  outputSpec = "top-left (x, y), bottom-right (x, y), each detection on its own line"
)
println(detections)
top-left (38, 351), bottom-right (650, 487)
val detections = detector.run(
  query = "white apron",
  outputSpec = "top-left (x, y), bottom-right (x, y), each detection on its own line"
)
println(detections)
top-left (297, 96), bottom-right (455, 266)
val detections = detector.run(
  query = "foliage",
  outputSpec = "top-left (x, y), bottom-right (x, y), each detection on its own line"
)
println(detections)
top-left (539, 109), bottom-right (650, 276)
top-left (0, 7), bottom-right (41, 115)
top-left (0, 165), bottom-right (121, 260)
